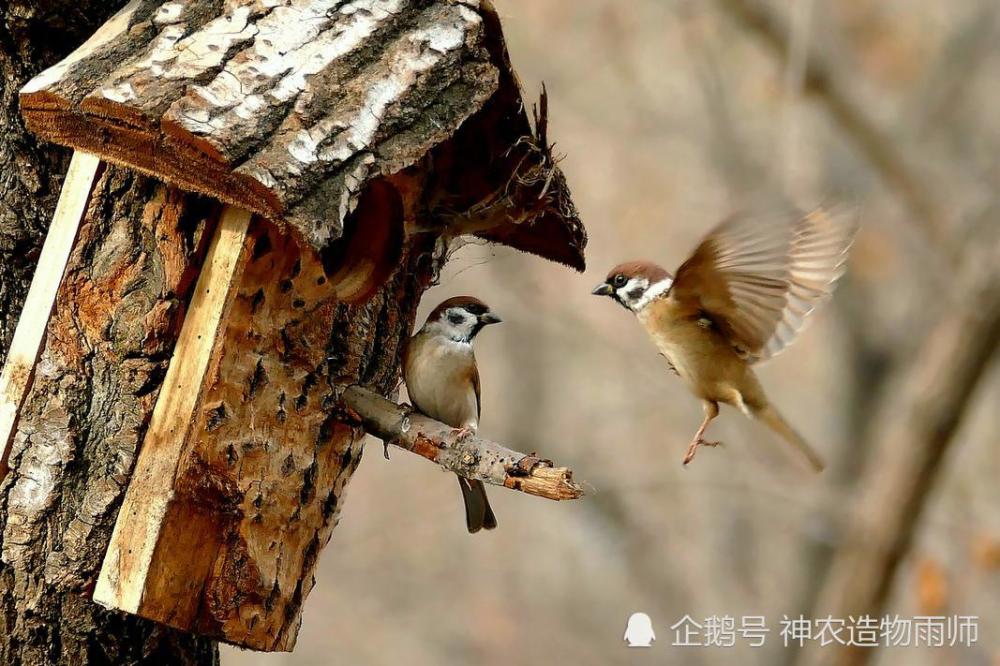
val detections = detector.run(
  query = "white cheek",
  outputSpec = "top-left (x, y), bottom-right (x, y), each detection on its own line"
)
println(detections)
top-left (631, 277), bottom-right (673, 310)
top-left (642, 277), bottom-right (672, 302)
top-left (618, 277), bottom-right (648, 308)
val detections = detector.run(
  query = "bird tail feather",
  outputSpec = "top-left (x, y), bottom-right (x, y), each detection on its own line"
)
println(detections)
top-left (457, 476), bottom-right (498, 533)
top-left (754, 404), bottom-right (825, 473)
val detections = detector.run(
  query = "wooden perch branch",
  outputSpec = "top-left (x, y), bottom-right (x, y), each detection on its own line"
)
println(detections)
top-left (341, 385), bottom-right (583, 501)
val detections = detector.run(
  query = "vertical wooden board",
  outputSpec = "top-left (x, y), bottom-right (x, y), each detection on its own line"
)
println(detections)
top-left (0, 176), bottom-right (219, 588)
top-left (93, 212), bottom-right (421, 650)
top-left (0, 151), bottom-right (100, 477)
top-left (93, 205), bottom-right (252, 614)
top-left (90, 173), bottom-right (426, 650)
top-left (185, 225), bottom-right (361, 650)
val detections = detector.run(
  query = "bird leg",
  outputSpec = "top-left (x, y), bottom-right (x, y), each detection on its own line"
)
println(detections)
top-left (450, 425), bottom-right (476, 441)
top-left (682, 401), bottom-right (721, 466)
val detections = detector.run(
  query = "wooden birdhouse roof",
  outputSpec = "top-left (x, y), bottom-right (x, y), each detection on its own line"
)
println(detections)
top-left (20, 0), bottom-right (586, 268)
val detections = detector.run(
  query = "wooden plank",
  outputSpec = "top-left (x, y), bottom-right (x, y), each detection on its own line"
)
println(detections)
top-left (89, 208), bottom-right (418, 650)
top-left (93, 205), bottom-right (252, 615)
top-left (0, 151), bottom-right (100, 477)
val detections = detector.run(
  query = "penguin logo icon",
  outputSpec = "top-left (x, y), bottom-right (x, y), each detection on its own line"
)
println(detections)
top-left (624, 612), bottom-right (656, 647)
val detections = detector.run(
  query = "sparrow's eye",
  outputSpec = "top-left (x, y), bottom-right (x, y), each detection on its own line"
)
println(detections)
top-left (613, 274), bottom-right (627, 288)
top-left (447, 312), bottom-right (465, 326)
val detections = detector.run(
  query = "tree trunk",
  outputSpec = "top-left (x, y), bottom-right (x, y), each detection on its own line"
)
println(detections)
top-left (0, 5), bottom-right (221, 662)
top-left (0, 3), bottom-right (432, 663)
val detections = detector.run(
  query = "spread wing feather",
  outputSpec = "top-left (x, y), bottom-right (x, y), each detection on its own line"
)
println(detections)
top-left (670, 205), bottom-right (857, 363)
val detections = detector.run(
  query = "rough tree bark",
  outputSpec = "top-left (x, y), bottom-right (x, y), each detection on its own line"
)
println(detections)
top-left (18, 0), bottom-right (499, 251)
top-left (0, 161), bottom-right (438, 660)
top-left (0, 2), bottom-right (220, 664)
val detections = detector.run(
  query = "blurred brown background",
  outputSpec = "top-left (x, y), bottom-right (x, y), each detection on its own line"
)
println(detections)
top-left (226, 0), bottom-right (1000, 664)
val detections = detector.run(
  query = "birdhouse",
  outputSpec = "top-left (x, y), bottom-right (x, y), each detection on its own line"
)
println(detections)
top-left (0, 0), bottom-right (585, 652)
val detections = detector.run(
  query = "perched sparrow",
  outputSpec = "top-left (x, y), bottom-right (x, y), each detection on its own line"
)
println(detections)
top-left (403, 296), bottom-right (502, 533)
top-left (592, 206), bottom-right (857, 470)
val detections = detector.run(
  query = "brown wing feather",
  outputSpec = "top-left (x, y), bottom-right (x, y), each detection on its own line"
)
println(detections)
top-left (471, 362), bottom-right (481, 421)
top-left (670, 205), bottom-right (856, 362)
top-left (758, 207), bottom-right (857, 361)
top-left (671, 210), bottom-right (793, 356)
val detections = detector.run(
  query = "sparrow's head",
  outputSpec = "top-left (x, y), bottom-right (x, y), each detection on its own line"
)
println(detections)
top-left (422, 296), bottom-right (502, 343)
top-left (592, 261), bottom-right (673, 312)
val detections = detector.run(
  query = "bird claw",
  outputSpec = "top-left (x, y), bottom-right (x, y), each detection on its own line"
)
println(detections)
top-left (682, 438), bottom-right (722, 466)
top-left (450, 426), bottom-right (475, 441)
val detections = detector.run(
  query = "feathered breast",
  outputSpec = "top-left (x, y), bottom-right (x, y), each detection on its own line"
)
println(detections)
top-left (403, 332), bottom-right (480, 429)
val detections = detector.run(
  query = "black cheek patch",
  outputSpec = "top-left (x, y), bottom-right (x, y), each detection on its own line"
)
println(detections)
top-left (626, 288), bottom-right (645, 301)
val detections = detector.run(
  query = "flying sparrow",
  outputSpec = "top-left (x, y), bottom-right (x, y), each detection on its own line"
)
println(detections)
top-left (592, 205), bottom-right (857, 470)
top-left (403, 296), bottom-right (503, 533)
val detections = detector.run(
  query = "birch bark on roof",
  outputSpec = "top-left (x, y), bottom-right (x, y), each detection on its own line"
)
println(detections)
top-left (19, 0), bottom-right (499, 249)
top-left (19, 0), bottom-right (587, 270)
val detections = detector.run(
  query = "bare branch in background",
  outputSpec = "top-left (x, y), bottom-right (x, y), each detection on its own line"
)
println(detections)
top-left (714, 0), bottom-right (948, 249)
top-left (907, 3), bottom-right (998, 138)
top-left (800, 242), bottom-right (1000, 666)
top-left (777, 0), bottom-right (814, 195)
top-left (678, 5), bottom-right (767, 197)
top-left (341, 385), bottom-right (584, 501)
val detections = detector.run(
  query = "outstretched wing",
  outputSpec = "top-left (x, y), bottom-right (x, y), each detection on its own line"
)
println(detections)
top-left (758, 206), bottom-right (858, 361)
top-left (669, 205), bottom-right (857, 363)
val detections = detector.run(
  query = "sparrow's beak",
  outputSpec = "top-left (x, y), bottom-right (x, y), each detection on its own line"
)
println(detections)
top-left (591, 283), bottom-right (613, 297)
top-left (479, 312), bottom-right (502, 326)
